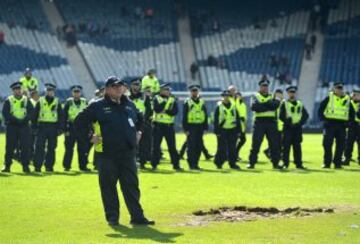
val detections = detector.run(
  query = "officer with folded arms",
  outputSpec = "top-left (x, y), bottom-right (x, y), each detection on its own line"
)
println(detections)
top-left (74, 76), bottom-right (154, 226)
top-left (2, 81), bottom-right (33, 173)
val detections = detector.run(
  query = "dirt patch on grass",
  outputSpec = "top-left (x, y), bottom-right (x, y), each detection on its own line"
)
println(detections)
top-left (177, 206), bottom-right (335, 227)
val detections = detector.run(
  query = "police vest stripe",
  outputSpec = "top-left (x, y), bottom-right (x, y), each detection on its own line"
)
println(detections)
top-left (285, 100), bottom-right (303, 124)
top-left (38, 97), bottom-right (59, 123)
top-left (68, 98), bottom-right (87, 122)
top-left (324, 92), bottom-right (350, 121)
top-left (186, 98), bottom-right (206, 124)
top-left (218, 102), bottom-right (237, 129)
top-left (93, 122), bottom-right (103, 153)
top-left (153, 96), bottom-right (175, 124)
top-left (253, 93), bottom-right (276, 118)
top-left (9, 95), bottom-right (28, 120)
top-left (351, 100), bottom-right (360, 123)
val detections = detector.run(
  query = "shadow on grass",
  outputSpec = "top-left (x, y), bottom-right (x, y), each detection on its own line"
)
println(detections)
top-left (342, 168), bottom-right (360, 172)
top-left (106, 225), bottom-right (183, 243)
top-left (0, 173), bottom-right (12, 177)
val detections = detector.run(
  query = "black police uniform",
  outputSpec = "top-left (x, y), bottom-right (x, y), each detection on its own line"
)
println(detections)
top-left (279, 94), bottom-right (309, 168)
top-left (343, 98), bottom-right (360, 165)
top-left (179, 137), bottom-right (212, 160)
top-left (129, 90), bottom-right (153, 168)
top-left (32, 84), bottom-right (63, 172)
top-left (182, 93), bottom-right (208, 169)
top-left (213, 92), bottom-right (241, 169)
top-left (62, 89), bottom-right (89, 171)
top-left (151, 90), bottom-right (180, 170)
top-left (74, 81), bottom-right (152, 225)
top-left (248, 82), bottom-right (281, 169)
top-left (318, 88), bottom-right (354, 168)
top-left (2, 82), bottom-right (33, 172)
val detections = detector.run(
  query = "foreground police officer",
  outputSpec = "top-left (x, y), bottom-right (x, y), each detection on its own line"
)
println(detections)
top-left (20, 68), bottom-right (39, 95)
top-left (62, 85), bottom-right (90, 171)
top-left (33, 83), bottom-right (63, 172)
top-left (248, 80), bottom-right (282, 169)
top-left (129, 79), bottom-right (153, 169)
top-left (182, 84), bottom-right (208, 170)
top-left (214, 90), bottom-right (241, 170)
top-left (74, 76), bottom-right (154, 226)
top-left (234, 91), bottom-right (247, 160)
top-left (343, 89), bottom-right (360, 166)
top-left (318, 82), bottom-right (354, 169)
top-left (151, 83), bottom-right (181, 170)
top-left (1, 82), bottom-right (33, 173)
top-left (141, 69), bottom-right (160, 95)
top-left (279, 86), bottom-right (309, 169)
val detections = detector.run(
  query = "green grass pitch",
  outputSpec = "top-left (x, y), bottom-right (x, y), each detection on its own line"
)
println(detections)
top-left (0, 133), bottom-right (359, 243)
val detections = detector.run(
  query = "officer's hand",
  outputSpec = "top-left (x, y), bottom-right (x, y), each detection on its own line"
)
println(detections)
top-left (65, 131), bottom-right (70, 137)
top-left (237, 133), bottom-right (241, 137)
top-left (91, 134), bottom-right (102, 145)
top-left (136, 131), bottom-right (142, 143)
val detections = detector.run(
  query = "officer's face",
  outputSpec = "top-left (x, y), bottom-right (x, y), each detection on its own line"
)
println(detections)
top-left (160, 89), bottom-right (170, 97)
top-left (46, 89), bottom-right (55, 97)
top-left (229, 86), bottom-right (237, 96)
top-left (25, 72), bottom-right (32, 79)
top-left (334, 86), bottom-right (344, 96)
top-left (260, 85), bottom-right (269, 94)
top-left (131, 83), bottom-right (140, 93)
top-left (223, 95), bottom-right (230, 103)
top-left (13, 88), bottom-right (22, 96)
top-left (107, 84), bottom-right (125, 99)
top-left (353, 93), bottom-right (360, 101)
top-left (72, 90), bottom-right (81, 99)
top-left (190, 89), bottom-right (199, 97)
top-left (287, 91), bottom-right (296, 100)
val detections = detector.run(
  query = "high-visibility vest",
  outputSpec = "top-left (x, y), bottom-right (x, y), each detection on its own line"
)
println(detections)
top-left (132, 98), bottom-right (146, 114)
top-left (8, 95), bottom-right (28, 120)
top-left (30, 98), bottom-right (38, 107)
top-left (38, 97), bottom-right (59, 123)
top-left (153, 95), bottom-right (175, 124)
top-left (20, 76), bottom-right (39, 91)
top-left (235, 98), bottom-right (247, 133)
top-left (141, 75), bottom-right (160, 93)
top-left (285, 100), bottom-right (303, 124)
top-left (93, 122), bottom-right (103, 153)
top-left (67, 97), bottom-right (87, 122)
top-left (253, 93), bottom-right (276, 118)
top-left (218, 101), bottom-right (237, 129)
top-left (324, 92), bottom-right (350, 121)
top-left (277, 100), bottom-right (284, 131)
top-left (185, 98), bottom-right (206, 124)
top-left (351, 100), bottom-right (360, 123)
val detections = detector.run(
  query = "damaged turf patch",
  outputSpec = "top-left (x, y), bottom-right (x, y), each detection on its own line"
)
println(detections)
top-left (177, 206), bottom-right (335, 226)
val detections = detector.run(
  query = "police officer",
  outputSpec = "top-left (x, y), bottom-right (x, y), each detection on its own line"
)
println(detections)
top-left (178, 138), bottom-right (213, 160)
top-left (343, 89), bottom-right (360, 166)
top-left (1, 82), bottom-right (33, 173)
top-left (33, 83), bottom-right (63, 172)
top-left (129, 78), bottom-right (153, 169)
top-left (318, 82), bottom-right (354, 169)
top-left (182, 84), bottom-right (208, 170)
top-left (74, 76), bottom-right (154, 226)
top-left (62, 85), bottom-right (90, 171)
top-left (279, 86), bottom-right (309, 169)
top-left (214, 90), bottom-right (241, 170)
top-left (248, 80), bottom-right (282, 169)
top-left (151, 83), bottom-right (181, 170)
top-left (235, 91), bottom-right (247, 160)
top-left (19, 68), bottom-right (39, 95)
top-left (141, 69), bottom-right (160, 94)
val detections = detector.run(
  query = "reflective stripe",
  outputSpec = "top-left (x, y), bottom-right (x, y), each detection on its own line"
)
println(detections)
top-left (285, 100), bottom-right (303, 124)
top-left (253, 93), bottom-right (276, 118)
top-left (277, 101), bottom-right (284, 131)
top-left (218, 101), bottom-right (237, 129)
top-left (68, 98), bottom-right (87, 122)
top-left (324, 92), bottom-right (350, 121)
top-left (153, 96), bottom-right (175, 124)
top-left (133, 98), bottom-right (146, 114)
top-left (38, 97), bottom-right (59, 123)
top-left (186, 98), bottom-right (206, 124)
top-left (235, 99), bottom-right (247, 133)
top-left (351, 100), bottom-right (360, 123)
top-left (9, 95), bottom-right (27, 119)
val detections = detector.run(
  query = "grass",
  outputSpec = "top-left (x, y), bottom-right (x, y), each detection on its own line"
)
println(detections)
top-left (0, 133), bottom-right (359, 243)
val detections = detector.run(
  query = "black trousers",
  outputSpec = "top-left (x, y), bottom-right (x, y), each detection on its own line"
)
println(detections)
top-left (186, 125), bottom-right (205, 168)
top-left (34, 123), bottom-right (58, 170)
top-left (151, 123), bottom-right (179, 168)
top-left (249, 121), bottom-right (280, 167)
top-left (179, 137), bottom-right (211, 158)
top-left (236, 133), bottom-right (247, 158)
top-left (214, 128), bottom-right (238, 167)
top-left (4, 124), bottom-right (31, 168)
top-left (282, 127), bottom-right (303, 167)
top-left (344, 124), bottom-right (360, 162)
top-left (323, 124), bottom-right (346, 167)
top-left (138, 122), bottom-right (152, 166)
top-left (63, 125), bottom-right (89, 169)
top-left (98, 151), bottom-right (144, 222)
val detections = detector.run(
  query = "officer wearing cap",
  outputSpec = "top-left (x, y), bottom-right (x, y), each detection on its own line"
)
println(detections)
top-left (1, 82), bottom-right (33, 173)
top-left (62, 85), bottom-right (90, 171)
top-left (214, 90), bottom-right (241, 170)
top-left (343, 89), bottom-right (360, 166)
top-left (318, 82), bottom-right (354, 169)
top-left (129, 78), bottom-right (153, 169)
top-left (182, 84), bottom-right (208, 170)
top-left (234, 91), bottom-right (247, 161)
top-left (19, 68), bottom-right (39, 95)
top-left (74, 76), bottom-right (154, 226)
top-left (151, 83), bottom-right (181, 170)
top-left (248, 80), bottom-right (282, 169)
top-left (32, 83), bottom-right (63, 172)
top-left (141, 69), bottom-right (160, 94)
top-left (279, 86), bottom-right (309, 169)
